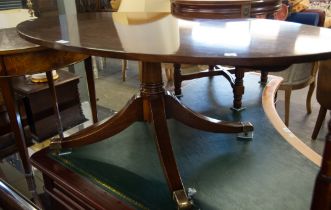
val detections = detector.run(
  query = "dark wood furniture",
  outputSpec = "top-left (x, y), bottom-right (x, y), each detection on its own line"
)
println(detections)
top-left (17, 12), bottom-right (331, 209)
top-left (312, 60), bottom-right (331, 140)
top-left (0, 101), bottom-right (31, 159)
top-left (171, 0), bottom-right (282, 110)
top-left (12, 70), bottom-right (86, 141)
top-left (12, 70), bottom-right (86, 142)
top-left (310, 60), bottom-right (331, 209)
top-left (0, 26), bottom-right (97, 206)
top-left (31, 0), bottom-right (58, 17)
top-left (312, 116), bottom-right (331, 209)
top-left (171, 0), bottom-right (282, 18)
top-left (31, 148), bottom-right (134, 210)
top-left (29, 74), bottom-right (320, 210)
top-left (0, 179), bottom-right (40, 210)
top-left (32, 0), bottom-right (113, 17)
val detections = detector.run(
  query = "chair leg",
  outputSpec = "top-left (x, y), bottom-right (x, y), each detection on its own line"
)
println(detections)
top-left (121, 59), bottom-right (128, 81)
top-left (284, 89), bottom-right (292, 127)
top-left (165, 67), bottom-right (174, 81)
top-left (274, 91), bottom-right (278, 105)
top-left (306, 81), bottom-right (315, 114)
top-left (312, 106), bottom-right (327, 140)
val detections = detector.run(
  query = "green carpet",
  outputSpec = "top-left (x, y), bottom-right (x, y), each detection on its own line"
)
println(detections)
top-left (50, 74), bottom-right (318, 210)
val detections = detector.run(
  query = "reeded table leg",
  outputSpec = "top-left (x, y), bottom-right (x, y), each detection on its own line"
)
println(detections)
top-left (53, 61), bottom-right (253, 209)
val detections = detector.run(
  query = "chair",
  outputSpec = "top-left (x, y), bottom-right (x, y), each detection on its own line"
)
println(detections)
top-left (271, 62), bottom-right (318, 126)
top-left (267, 11), bottom-right (323, 126)
top-left (312, 60), bottom-right (331, 140)
top-left (170, 0), bottom-right (277, 105)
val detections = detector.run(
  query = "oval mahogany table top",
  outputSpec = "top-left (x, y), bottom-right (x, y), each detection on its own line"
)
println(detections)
top-left (17, 12), bottom-right (331, 68)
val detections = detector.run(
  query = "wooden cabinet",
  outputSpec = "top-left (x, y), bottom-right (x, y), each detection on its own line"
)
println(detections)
top-left (12, 70), bottom-right (86, 142)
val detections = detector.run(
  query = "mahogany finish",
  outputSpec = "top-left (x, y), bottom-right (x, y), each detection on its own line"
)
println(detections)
top-left (311, 114), bottom-right (331, 210)
top-left (311, 60), bottom-right (331, 209)
top-left (171, 0), bottom-right (282, 108)
top-left (30, 148), bottom-right (134, 210)
top-left (171, 0), bottom-right (282, 18)
top-left (17, 13), bottom-right (331, 67)
top-left (17, 12), bottom-right (331, 209)
top-left (0, 58), bottom-right (40, 205)
top-left (0, 28), bottom-right (41, 55)
top-left (0, 25), bottom-right (98, 207)
top-left (0, 179), bottom-right (40, 210)
top-left (12, 70), bottom-right (86, 141)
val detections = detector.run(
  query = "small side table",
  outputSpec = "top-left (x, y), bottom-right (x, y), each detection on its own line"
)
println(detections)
top-left (0, 25), bottom-right (97, 207)
top-left (12, 70), bottom-right (87, 142)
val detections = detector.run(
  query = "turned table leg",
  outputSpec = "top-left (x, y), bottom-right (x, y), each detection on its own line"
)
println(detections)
top-left (232, 68), bottom-right (245, 111)
top-left (174, 63), bottom-right (183, 97)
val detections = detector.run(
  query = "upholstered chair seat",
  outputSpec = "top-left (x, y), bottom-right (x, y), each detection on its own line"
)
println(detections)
top-left (270, 62), bottom-right (318, 126)
top-left (274, 63), bottom-right (313, 85)
top-left (268, 11), bottom-right (322, 126)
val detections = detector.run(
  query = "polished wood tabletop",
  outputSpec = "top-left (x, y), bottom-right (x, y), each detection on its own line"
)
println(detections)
top-left (171, 0), bottom-right (282, 18)
top-left (0, 27), bottom-right (42, 55)
top-left (0, 12), bottom-right (98, 208)
top-left (0, 26), bottom-right (89, 77)
top-left (17, 12), bottom-right (331, 209)
top-left (17, 12), bottom-right (331, 68)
